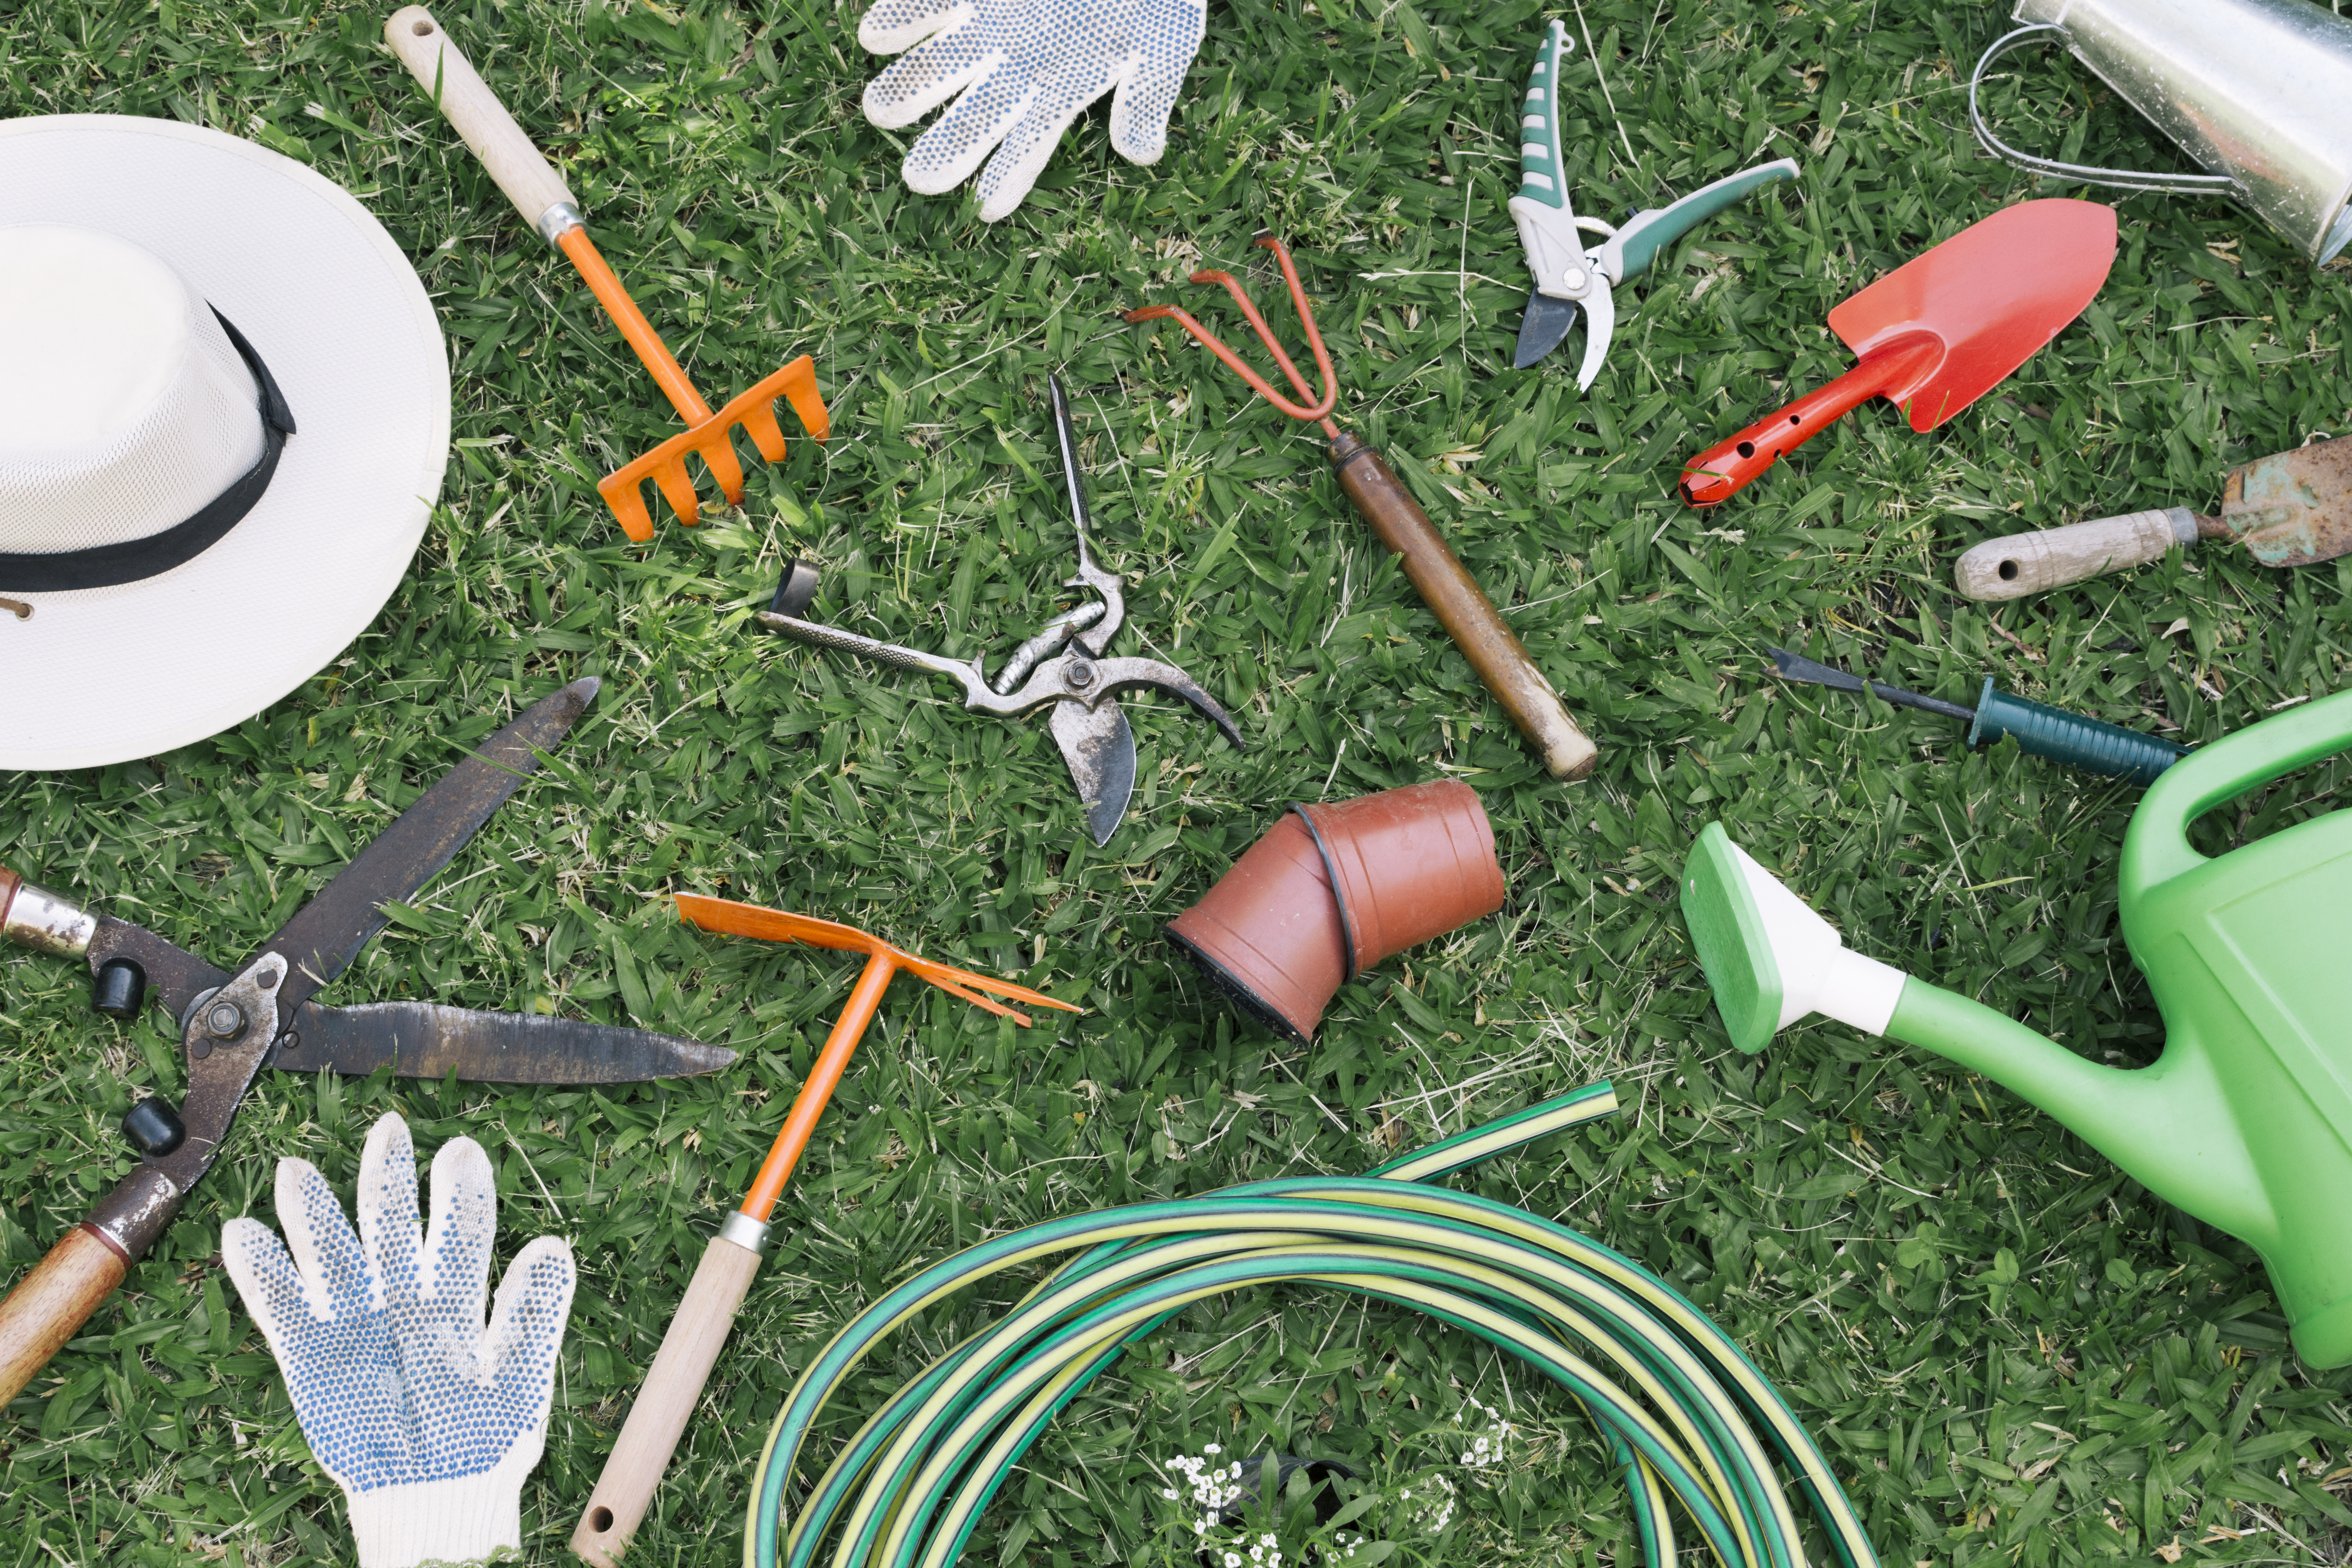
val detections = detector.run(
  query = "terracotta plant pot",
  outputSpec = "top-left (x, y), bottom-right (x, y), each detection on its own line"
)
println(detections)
top-left (1297, 780), bottom-right (1506, 980)
top-left (1166, 779), bottom-right (1506, 1042)
top-left (1166, 812), bottom-right (1348, 1043)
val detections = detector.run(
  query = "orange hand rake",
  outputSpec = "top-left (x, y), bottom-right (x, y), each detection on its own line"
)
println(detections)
top-left (568, 896), bottom-right (1081, 1568)
top-left (387, 8), bottom-right (828, 542)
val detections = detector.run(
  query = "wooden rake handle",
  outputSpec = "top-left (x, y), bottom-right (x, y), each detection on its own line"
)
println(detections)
top-left (385, 5), bottom-right (716, 438)
top-left (384, 7), bottom-right (577, 236)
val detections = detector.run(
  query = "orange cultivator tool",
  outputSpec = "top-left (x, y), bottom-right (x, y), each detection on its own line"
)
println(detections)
top-left (568, 897), bottom-right (1080, 1567)
top-left (387, 8), bottom-right (828, 541)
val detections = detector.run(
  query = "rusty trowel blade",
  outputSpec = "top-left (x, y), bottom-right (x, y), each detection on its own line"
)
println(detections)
top-left (2219, 435), bottom-right (2352, 568)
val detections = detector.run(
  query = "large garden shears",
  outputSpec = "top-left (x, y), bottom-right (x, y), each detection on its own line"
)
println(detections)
top-left (0, 679), bottom-right (732, 1403)
top-left (1510, 19), bottom-right (1800, 381)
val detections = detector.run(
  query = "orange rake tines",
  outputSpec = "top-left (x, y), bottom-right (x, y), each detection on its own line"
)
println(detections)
top-left (557, 227), bottom-right (830, 542)
top-left (385, 7), bottom-right (827, 545)
top-left (566, 893), bottom-right (1082, 1566)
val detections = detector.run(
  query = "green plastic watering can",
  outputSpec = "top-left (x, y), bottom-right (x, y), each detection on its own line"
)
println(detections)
top-left (1682, 686), bottom-right (2352, 1366)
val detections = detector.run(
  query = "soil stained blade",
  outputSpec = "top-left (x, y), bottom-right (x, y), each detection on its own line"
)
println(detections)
top-left (2223, 435), bottom-right (2352, 568)
top-left (1052, 698), bottom-right (1136, 847)
top-left (275, 1003), bottom-right (734, 1083)
top-left (252, 678), bottom-right (599, 1015)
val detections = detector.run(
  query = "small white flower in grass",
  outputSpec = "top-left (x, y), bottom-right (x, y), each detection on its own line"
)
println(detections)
top-left (1162, 1487), bottom-right (1179, 1501)
top-left (1204, 1443), bottom-right (1220, 1454)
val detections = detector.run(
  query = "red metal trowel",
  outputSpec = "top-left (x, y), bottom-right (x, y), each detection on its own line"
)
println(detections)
top-left (1680, 200), bottom-right (2116, 508)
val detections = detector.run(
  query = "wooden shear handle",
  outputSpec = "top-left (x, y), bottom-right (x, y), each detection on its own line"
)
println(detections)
top-left (0, 1227), bottom-right (127, 1404)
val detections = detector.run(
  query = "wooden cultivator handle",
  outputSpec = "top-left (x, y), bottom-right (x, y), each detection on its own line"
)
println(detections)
top-left (570, 1230), bottom-right (764, 1566)
top-left (570, 949), bottom-right (898, 1566)
top-left (1328, 434), bottom-right (1597, 780)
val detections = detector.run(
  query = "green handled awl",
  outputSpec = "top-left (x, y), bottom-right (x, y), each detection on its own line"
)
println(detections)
top-left (1509, 19), bottom-right (1799, 383)
top-left (1769, 647), bottom-right (2188, 785)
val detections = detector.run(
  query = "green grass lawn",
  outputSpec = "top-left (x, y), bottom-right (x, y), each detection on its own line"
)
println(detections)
top-left (8, 0), bottom-right (2352, 1563)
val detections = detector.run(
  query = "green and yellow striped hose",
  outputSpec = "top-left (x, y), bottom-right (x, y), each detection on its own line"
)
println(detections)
top-left (744, 1082), bottom-right (1879, 1568)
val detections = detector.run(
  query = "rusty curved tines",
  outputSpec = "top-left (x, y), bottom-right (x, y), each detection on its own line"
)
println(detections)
top-left (1125, 234), bottom-right (1341, 435)
top-left (675, 895), bottom-right (1079, 1026)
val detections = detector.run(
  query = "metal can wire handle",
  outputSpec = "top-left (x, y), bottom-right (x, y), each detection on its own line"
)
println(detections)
top-left (1967, 24), bottom-right (2241, 198)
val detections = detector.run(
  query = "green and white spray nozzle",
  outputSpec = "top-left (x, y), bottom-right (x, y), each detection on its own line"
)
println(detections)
top-left (1679, 824), bottom-right (1906, 1053)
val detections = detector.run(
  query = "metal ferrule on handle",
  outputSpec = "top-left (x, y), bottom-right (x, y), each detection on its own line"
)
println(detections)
top-left (1968, 680), bottom-right (2188, 786)
top-left (0, 869), bottom-right (95, 958)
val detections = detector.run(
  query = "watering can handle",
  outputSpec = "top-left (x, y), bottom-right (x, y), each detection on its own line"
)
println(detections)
top-left (1968, 26), bottom-right (2241, 198)
top-left (2122, 688), bottom-right (2352, 895)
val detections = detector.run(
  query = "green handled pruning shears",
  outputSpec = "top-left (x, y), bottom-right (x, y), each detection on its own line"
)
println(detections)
top-left (1509, 18), bottom-right (1800, 384)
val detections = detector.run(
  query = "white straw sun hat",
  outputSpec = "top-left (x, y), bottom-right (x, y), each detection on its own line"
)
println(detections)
top-left (0, 115), bottom-right (448, 771)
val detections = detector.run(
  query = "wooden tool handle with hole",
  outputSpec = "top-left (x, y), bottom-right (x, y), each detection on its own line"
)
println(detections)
top-left (1328, 433), bottom-right (1597, 780)
top-left (571, 1232), bottom-right (764, 1567)
top-left (385, 6), bottom-right (578, 234)
top-left (1954, 508), bottom-right (2210, 601)
top-left (0, 1227), bottom-right (127, 1405)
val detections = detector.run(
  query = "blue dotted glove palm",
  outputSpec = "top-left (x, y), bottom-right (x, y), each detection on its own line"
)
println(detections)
top-left (223, 1114), bottom-right (575, 1568)
top-left (860, 0), bottom-right (1206, 221)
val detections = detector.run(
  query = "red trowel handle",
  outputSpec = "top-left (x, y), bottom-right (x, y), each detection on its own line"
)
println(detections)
top-left (1679, 337), bottom-right (1940, 508)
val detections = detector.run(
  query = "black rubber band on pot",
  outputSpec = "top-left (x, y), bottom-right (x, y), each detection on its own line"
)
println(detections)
top-left (1290, 803), bottom-right (1360, 984)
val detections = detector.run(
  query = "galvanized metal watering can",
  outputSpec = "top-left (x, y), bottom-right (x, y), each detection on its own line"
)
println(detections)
top-left (1971, 0), bottom-right (2352, 264)
top-left (1682, 688), bottom-right (2352, 1366)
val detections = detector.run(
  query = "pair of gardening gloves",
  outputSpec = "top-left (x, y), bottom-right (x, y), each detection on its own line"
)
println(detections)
top-left (223, 1115), bottom-right (575, 1568)
top-left (859, 0), bottom-right (1208, 221)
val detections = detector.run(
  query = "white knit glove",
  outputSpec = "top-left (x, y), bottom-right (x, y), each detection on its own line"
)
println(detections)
top-left (860, 0), bottom-right (1206, 221)
top-left (223, 1114), bottom-right (576, 1568)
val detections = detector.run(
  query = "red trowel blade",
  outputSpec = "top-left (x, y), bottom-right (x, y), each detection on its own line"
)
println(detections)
top-left (1829, 198), bottom-right (2117, 431)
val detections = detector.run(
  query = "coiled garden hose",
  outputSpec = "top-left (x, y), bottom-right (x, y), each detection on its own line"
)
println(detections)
top-left (745, 1082), bottom-right (1881, 1568)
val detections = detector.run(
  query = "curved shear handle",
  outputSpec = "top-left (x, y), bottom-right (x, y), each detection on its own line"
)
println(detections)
top-left (1601, 158), bottom-right (1802, 284)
